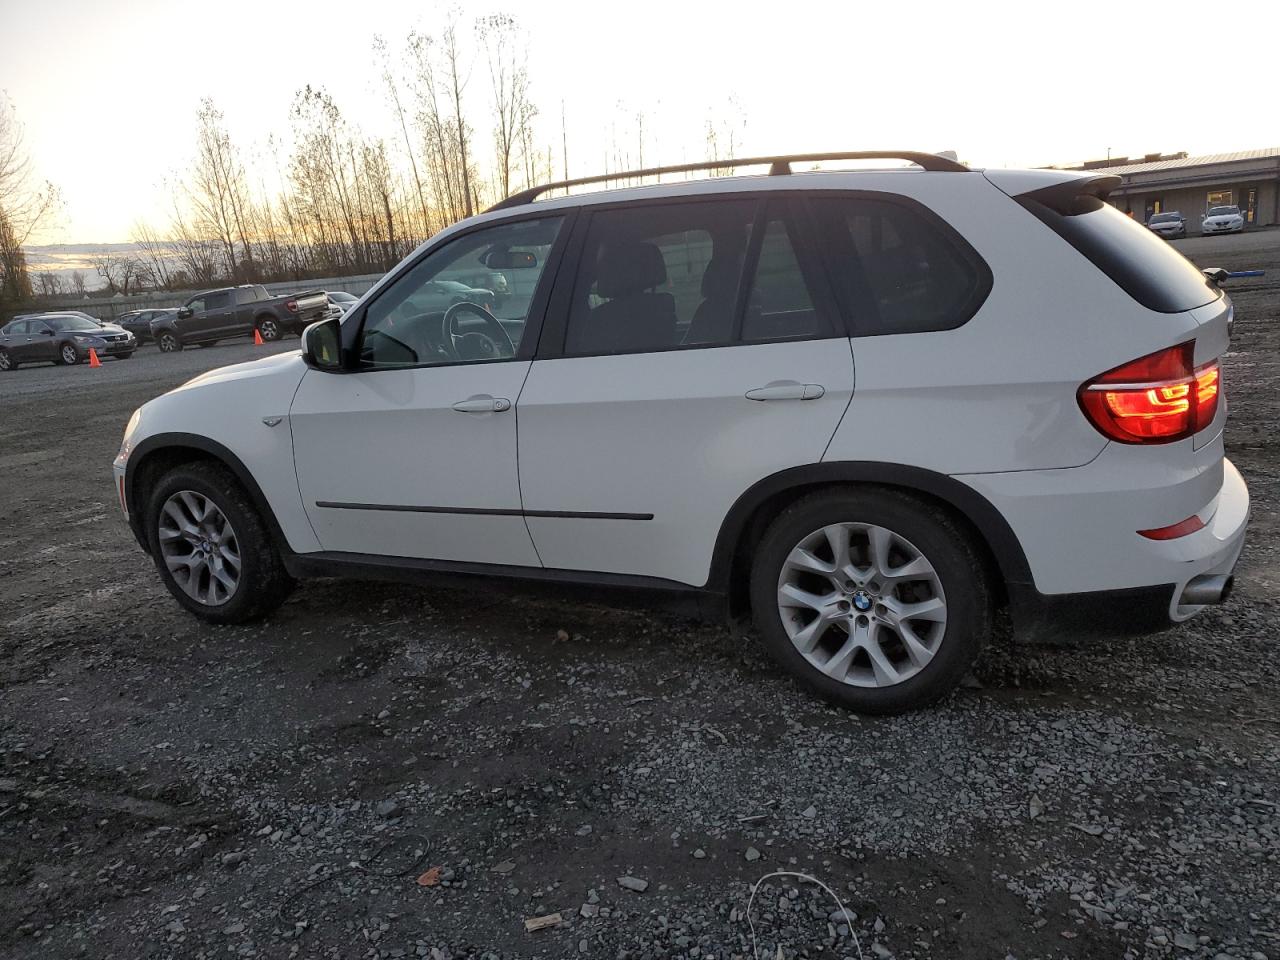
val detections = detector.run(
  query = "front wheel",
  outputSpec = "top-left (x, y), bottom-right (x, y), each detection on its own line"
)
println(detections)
top-left (256, 318), bottom-right (281, 342)
top-left (750, 488), bottom-right (991, 714)
top-left (58, 342), bottom-right (81, 365)
top-left (145, 462), bottom-right (294, 623)
top-left (0, 348), bottom-right (15, 372)
top-left (156, 331), bottom-right (182, 353)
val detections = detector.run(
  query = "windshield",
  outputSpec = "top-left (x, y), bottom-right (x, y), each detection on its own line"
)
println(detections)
top-left (1150, 213), bottom-right (1179, 223)
top-left (46, 316), bottom-right (101, 332)
top-left (1209, 206), bottom-right (1240, 217)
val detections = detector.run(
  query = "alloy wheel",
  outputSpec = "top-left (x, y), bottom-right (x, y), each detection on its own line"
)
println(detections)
top-left (258, 320), bottom-right (279, 341)
top-left (157, 491), bottom-right (241, 606)
top-left (158, 333), bottom-right (178, 352)
top-left (777, 522), bottom-right (948, 688)
top-left (61, 344), bottom-right (79, 364)
top-left (0, 350), bottom-right (10, 371)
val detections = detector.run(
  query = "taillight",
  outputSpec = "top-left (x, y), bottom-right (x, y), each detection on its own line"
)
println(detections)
top-left (285, 299), bottom-right (298, 313)
top-left (1078, 341), bottom-right (1221, 444)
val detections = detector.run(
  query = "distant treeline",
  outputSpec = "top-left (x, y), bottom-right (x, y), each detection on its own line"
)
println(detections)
top-left (3, 13), bottom-right (746, 310)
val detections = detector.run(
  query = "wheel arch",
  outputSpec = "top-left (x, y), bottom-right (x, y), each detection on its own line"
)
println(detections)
top-left (125, 433), bottom-right (289, 557)
top-left (708, 462), bottom-right (1033, 620)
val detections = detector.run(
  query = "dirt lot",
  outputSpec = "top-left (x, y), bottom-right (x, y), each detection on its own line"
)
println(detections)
top-left (2, 232), bottom-right (1278, 960)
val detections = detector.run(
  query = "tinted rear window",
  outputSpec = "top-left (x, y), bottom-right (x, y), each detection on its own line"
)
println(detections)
top-left (1019, 195), bottom-right (1216, 313)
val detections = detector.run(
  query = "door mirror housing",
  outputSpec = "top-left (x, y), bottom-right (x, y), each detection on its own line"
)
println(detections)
top-left (176, 307), bottom-right (193, 319)
top-left (301, 316), bottom-right (344, 371)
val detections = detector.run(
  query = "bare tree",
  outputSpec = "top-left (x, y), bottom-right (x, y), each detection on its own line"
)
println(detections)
top-left (93, 252), bottom-right (143, 296)
top-left (479, 14), bottom-right (534, 200)
top-left (375, 34), bottom-right (432, 239)
top-left (187, 99), bottom-right (256, 281)
top-left (0, 96), bottom-right (62, 309)
top-left (34, 270), bottom-right (63, 297)
top-left (132, 220), bottom-right (175, 290)
top-left (70, 270), bottom-right (86, 298)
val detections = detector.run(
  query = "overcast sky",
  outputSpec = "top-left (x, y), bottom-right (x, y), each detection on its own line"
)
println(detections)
top-left (3, 0), bottom-right (1277, 243)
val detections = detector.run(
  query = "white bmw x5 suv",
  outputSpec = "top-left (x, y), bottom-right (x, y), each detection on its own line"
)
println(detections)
top-left (113, 151), bottom-right (1248, 714)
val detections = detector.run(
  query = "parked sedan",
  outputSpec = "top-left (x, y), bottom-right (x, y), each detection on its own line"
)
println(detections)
top-left (115, 308), bottom-right (177, 344)
top-left (0, 313), bottom-right (135, 370)
top-left (1147, 211), bottom-right (1187, 239)
top-left (1202, 205), bottom-right (1245, 235)
top-left (322, 291), bottom-right (359, 321)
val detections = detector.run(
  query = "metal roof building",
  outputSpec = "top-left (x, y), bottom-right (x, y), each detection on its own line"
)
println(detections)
top-left (1059, 148), bottom-right (1280, 229)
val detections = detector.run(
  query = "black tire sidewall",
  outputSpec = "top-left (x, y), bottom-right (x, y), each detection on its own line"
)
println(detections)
top-left (750, 489), bottom-right (989, 714)
top-left (145, 464), bottom-right (290, 624)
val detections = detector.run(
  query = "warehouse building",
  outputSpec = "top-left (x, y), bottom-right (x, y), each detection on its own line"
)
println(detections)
top-left (1059, 148), bottom-right (1280, 228)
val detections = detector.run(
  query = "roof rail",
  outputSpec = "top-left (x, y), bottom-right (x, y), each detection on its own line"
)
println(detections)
top-left (486, 151), bottom-right (968, 212)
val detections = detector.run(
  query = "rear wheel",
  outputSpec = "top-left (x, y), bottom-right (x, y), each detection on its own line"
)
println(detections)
top-left (145, 462), bottom-right (294, 623)
top-left (750, 488), bottom-right (991, 714)
top-left (58, 342), bottom-right (80, 365)
top-left (0, 348), bottom-right (15, 372)
top-left (156, 331), bottom-right (182, 353)
top-left (256, 318), bottom-right (281, 342)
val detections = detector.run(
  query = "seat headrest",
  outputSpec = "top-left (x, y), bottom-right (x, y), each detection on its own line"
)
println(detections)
top-left (596, 242), bottom-right (667, 299)
top-left (700, 256), bottom-right (741, 299)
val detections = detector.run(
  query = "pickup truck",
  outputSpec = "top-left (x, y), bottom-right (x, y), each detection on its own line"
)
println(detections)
top-left (151, 284), bottom-right (328, 352)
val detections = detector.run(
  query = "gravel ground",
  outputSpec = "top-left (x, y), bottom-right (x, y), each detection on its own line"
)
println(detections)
top-left (2, 232), bottom-right (1279, 960)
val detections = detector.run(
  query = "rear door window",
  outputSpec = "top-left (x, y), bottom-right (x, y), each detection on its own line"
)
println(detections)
top-left (808, 195), bottom-right (991, 336)
top-left (1018, 192), bottom-right (1216, 313)
top-left (560, 198), bottom-right (835, 355)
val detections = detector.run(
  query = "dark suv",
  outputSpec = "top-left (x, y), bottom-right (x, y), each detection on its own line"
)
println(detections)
top-left (115, 308), bottom-right (177, 344)
top-left (151, 285), bottom-right (328, 352)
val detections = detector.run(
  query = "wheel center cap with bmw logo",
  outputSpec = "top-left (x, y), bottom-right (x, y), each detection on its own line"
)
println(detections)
top-left (851, 590), bottom-right (873, 612)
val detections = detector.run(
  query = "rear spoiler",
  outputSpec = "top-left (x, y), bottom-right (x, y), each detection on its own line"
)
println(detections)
top-left (1017, 175), bottom-right (1122, 215)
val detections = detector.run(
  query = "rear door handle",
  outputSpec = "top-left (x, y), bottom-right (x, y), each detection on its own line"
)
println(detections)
top-left (451, 394), bottom-right (511, 413)
top-left (745, 380), bottom-right (825, 402)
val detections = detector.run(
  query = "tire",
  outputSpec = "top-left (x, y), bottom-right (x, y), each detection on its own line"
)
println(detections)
top-left (144, 461), bottom-right (295, 624)
top-left (156, 331), bottom-right (182, 353)
top-left (749, 488), bottom-right (991, 715)
top-left (256, 318), bottom-right (281, 342)
top-left (57, 342), bottom-right (81, 365)
top-left (0, 348), bottom-right (15, 372)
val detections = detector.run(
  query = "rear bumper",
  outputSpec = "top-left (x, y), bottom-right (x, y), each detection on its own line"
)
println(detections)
top-left (961, 446), bottom-right (1249, 635)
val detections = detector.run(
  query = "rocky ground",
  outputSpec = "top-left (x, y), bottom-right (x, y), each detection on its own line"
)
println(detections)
top-left (1, 231), bottom-right (1278, 960)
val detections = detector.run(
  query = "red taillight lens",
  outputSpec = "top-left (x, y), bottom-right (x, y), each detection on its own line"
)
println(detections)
top-left (285, 299), bottom-right (298, 313)
top-left (1079, 342), bottom-right (1221, 444)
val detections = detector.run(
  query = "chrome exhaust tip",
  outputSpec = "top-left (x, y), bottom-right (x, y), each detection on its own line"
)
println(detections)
top-left (1180, 574), bottom-right (1234, 606)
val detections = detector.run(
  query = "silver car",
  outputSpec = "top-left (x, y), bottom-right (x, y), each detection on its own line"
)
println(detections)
top-left (1147, 211), bottom-right (1186, 239)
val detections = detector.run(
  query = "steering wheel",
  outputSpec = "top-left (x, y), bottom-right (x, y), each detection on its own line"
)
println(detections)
top-left (440, 301), bottom-right (515, 361)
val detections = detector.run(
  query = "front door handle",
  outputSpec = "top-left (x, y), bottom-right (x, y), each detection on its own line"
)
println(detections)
top-left (745, 380), bottom-right (825, 402)
top-left (452, 394), bottom-right (511, 413)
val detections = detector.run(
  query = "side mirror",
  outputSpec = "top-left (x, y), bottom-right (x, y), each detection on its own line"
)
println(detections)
top-left (1202, 267), bottom-right (1230, 287)
top-left (177, 307), bottom-right (193, 319)
top-left (301, 316), bottom-right (343, 371)
top-left (40, 328), bottom-right (54, 336)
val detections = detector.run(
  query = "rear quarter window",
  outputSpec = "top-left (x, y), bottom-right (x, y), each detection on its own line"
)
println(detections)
top-left (807, 194), bottom-right (992, 336)
top-left (1017, 193), bottom-right (1217, 314)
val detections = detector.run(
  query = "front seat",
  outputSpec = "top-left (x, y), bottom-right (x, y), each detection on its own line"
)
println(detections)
top-left (683, 255), bottom-right (742, 345)
top-left (574, 241), bottom-right (677, 354)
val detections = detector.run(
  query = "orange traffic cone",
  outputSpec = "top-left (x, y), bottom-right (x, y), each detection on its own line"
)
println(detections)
top-left (253, 328), bottom-right (264, 346)
top-left (88, 348), bottom-right (101, 367)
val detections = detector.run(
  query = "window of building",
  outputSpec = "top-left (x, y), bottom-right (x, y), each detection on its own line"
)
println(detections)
top-left (1207, 189), bottom-right (1234, 209)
